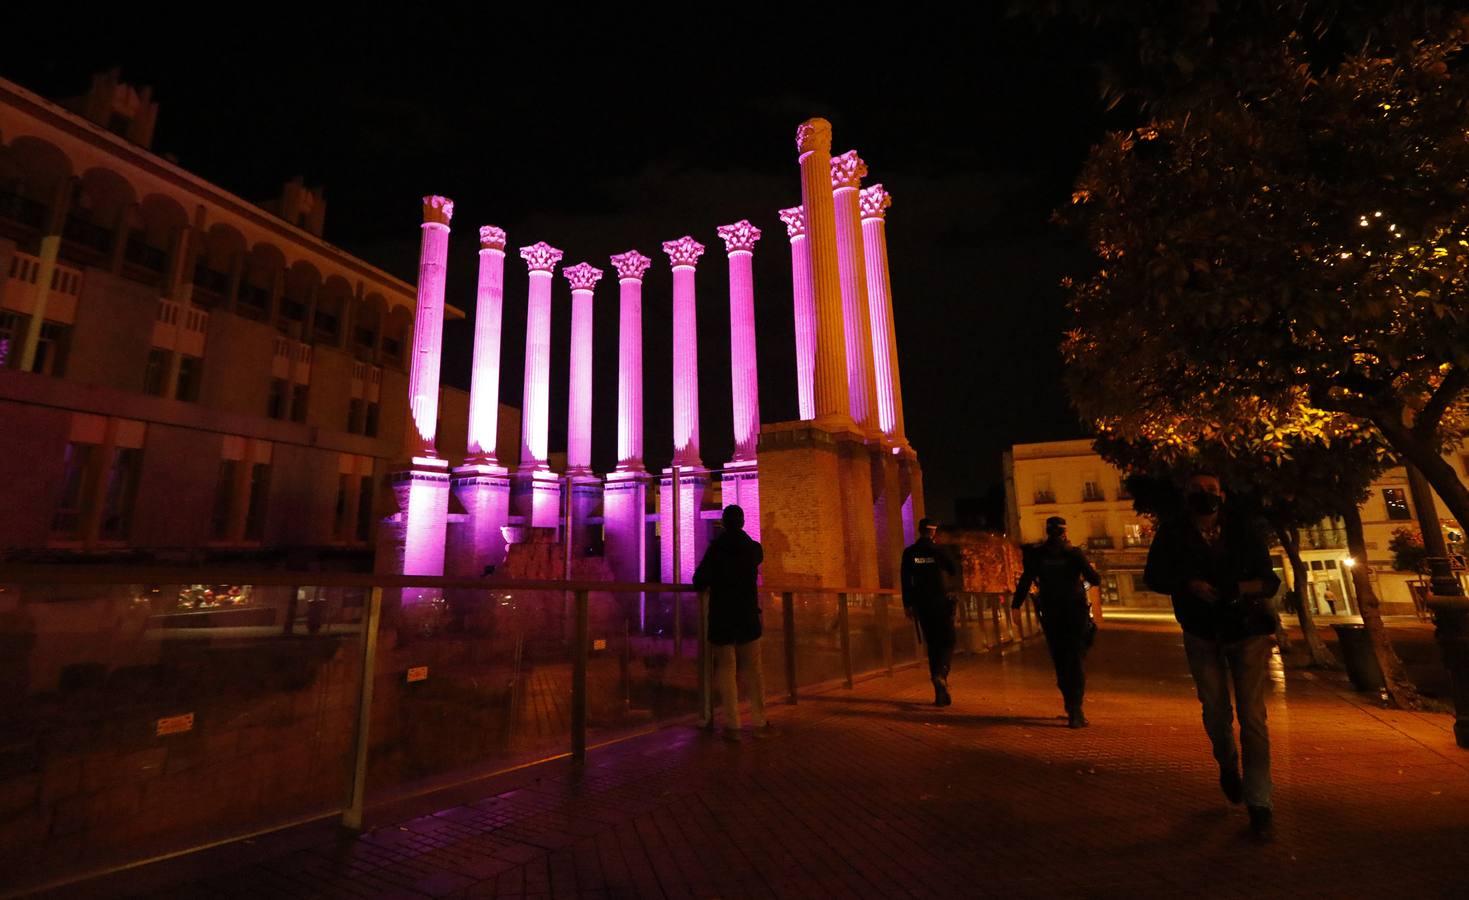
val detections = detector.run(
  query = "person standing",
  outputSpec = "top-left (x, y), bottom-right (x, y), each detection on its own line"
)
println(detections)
top-left (902, 518), bottom-right (959, 706)
top-left (693, 505), bottom-right (771, 742)
top-left (1012, 516), bottom-right (1101, 728)
top-left (1144, 470), bottom-right (1282, 841)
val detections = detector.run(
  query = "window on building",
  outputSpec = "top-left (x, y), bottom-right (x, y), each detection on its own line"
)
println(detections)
top-left (267, 379), bottom-right (288, 420)
top-left (279, 296), bottom-right (305, 323)
top-left (1082, 471), bottom-right (1104, 502)
top-left (1124, 522), bottom-right (1147, 548)
top-left (347, 398), bottom-right (364, 434)
top-left (313, 308), bottom-right (339, 343)
top-left (1033, 473), bottom-right (1054, 504)
top-left (334, 474), bottom-right (353, 540)
top-left (381, 335), bottom-right (402, 363)
top-left (0, 311), bottom-right (23, 369)
top-left (243, 463), bottom-right (270, 540)
top-left (31, 321), bottom-right (70, 376)
top-left (175, 355), bottom-right (202, 402)
top-left (290, 385), bottom-right (309, 423)
top-left (354, 326), bottom-right (375, 352)
top-left (355, 474), bottom-right (374, 542)
top-left (210, 459), bottom-right (238, 540)
top-left (97, 447), bottom-right (142, 541)
top-left (1102, 574), bottom-right (1121, 605)
top-left (1382, 488), bottom-right (1412, 521)
top-left (364, 401), bottom-right (380, 438)
top-left (52, 442), bottom-right (98, 538)
top-left (142, 348), bottom-right (169, 396)
top-left (237, 283), bottom-right (270, 320)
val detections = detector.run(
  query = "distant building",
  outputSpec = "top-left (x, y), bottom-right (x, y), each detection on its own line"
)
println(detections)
top-left (1002, 438), bottom-right (1469, 615)
top-left (0, 71), bottom-right (517, 565)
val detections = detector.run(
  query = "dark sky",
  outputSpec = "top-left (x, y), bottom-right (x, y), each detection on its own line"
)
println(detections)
top-left (6, 9), bottom-right (1109, 519)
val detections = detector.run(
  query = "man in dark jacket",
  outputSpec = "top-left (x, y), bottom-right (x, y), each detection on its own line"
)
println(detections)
top-left (693, 505), bottom-right (769, 742)
top-left (902, 518), bottom-right (959, 706)
top-left (1012, 516), bottom-right (1101, 728)
top-left (1144, 470), bottom-right (1282, 840)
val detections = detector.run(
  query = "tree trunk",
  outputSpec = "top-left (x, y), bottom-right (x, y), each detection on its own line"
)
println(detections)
top-left (1274, 523), bottom-right (1336, 668)
top-left (1405, 462), bottom-right (1466, 598)
top-left (1341, 503), bottom-right (1422, 709)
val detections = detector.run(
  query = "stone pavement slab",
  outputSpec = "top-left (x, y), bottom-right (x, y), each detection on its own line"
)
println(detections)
top-left (50, 622), bottom-right (1469, 899)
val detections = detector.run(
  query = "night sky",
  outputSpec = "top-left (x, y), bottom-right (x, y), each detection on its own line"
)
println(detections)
top-left (6, 9), bottom-right (1111, 522)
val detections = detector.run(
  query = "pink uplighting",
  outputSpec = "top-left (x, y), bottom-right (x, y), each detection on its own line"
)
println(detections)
top-left (610, 250), bottom-right (652, 470)
top-left (717, 220), bottom-right (762, 461)
top-left (408, 196), bottom-right (453, 459)
top-left (831, 150), bottom-right (880, 437)
top-left (519, 241), bottom-right (563, 471)
top-left (466, 225), bottom-right (507, 462)
top-left (779, 206), bottom-right (815, 421)
top-left (860, 185), bottom-right (907, 445)
top-left (662, 236), bottom-right (705, 467)
top-left (563, 262), bottom-right (603, 474)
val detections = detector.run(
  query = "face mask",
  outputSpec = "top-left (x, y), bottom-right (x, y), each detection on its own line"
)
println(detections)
top-left (1187, 491), bottom-right (1223, 515)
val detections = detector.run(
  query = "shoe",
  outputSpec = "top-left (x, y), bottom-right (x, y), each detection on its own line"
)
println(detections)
top-left (1247, 805), bottom-right (1274, 842)
top-left (721, 729), bottom-right (742, 744)
top-left (932, 677), bottom-right (950, 706)
top-left (1219, 767), bottom-right (1245, 805)
top-left (1067, 709), bottom-right (1089, 729)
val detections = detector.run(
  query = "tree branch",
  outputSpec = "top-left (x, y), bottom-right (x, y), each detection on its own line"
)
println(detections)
top-left (1412, 365), bottom-right (1468, 442)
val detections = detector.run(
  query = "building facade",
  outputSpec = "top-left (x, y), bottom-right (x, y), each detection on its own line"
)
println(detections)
top-left (1003, 438), bottom-right (1469, 615)
top-left (0, 71), bottom-right (517, 565)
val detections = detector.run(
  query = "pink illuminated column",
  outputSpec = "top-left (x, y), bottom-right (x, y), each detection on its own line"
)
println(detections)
top-left (563, 262), bottom-right (603, 474)
top-left (466, 225), bottom-right (507, 463)
top-left (831, 150), bottom-right (880, 439)
top-left (662, 236), bottom-right (705, 467)
top-left (518, 241), bottom-right (564, 472)
top-left (717, 220), bottom-right (762, 461)
top-left (796, 118), bottom-right (851, 428)
top-left (610, 250), bottom-right (652, 471)
top-left (779, 206), bottom-right (815, 421)
top-left (860, 185), bottom-right (909, 449)
top-left (408, 195), bottom-right (453, 461)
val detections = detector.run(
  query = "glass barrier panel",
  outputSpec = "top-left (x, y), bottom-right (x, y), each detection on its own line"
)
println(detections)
top-left (847, 593), bottom-right (886, 677)
top-left (758, 592), bottom-right (789, 700)
top-left (586, 590), bottom-right (702, 742)
top-left (791, 592), bottom-right (845, 688)
top-left (0, 580), bottom-right (363, 893)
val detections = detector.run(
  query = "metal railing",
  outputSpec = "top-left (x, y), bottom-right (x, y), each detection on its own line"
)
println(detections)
top-left (0, 566), bottom-right (1041, 895)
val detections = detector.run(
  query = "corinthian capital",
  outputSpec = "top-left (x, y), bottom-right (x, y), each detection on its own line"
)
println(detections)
top-left (829, 150), bottom-right (868, 190)
top-left (519, 241), bottom-right (564, 273)
top-left (716, 220), bottom-right (762, 254)
top-left (563, 262), bottom-right (604, 292)
top-left (778, 206), bottom-right (806, 238)
top-left (796, 118), bottom-right (832, 155)
top-left (859, 185), bottom-right (892, 221)
top-left (422, 195), bottom-right (454, 226)
top-left (479, 225), bottom-right (507, 251)
top-left (610, 250), bottom-right (652, 280)
top-left (662, 236), bottom-right (705, 268)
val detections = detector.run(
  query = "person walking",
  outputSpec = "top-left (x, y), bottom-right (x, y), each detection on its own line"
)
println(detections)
top-left (1012, 516), bottom-right (1101, 728)
top-left (1144, 470), bottom-right (1282, 841)
top-left (902, 518), bottom-right (959, 706)
top-left (693, 505), bottom-right (771, 742)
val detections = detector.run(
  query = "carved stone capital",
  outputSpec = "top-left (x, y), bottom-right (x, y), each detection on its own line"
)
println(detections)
top-left (610, 250), bottom-right (653, 280)
top-left (796, 118), bottom-right (832, 155)
top-left (859, 185), bottom-right (892, 220)
top-left (716, 220), bottom-right (762, 254)
top-left (563, 262), bottom-right (604, 291)
top-left (778, 206), bottom-right (806, 238)
top-left (830, 150), bottom-right (868, 190)
top-left (519, 241), bottom-right (564, 273)
top-left (478, 225), bottom-right (506, 250)
top-left (422, 195), bottom-right (454, 226)
top-left (662, 235), bottom-right (705, 268)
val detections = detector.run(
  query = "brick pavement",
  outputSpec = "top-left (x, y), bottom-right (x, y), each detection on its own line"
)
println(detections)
top-left (66, 622), bottom-right (1469, 899)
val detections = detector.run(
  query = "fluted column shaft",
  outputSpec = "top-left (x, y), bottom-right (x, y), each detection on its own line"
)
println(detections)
top-left (796, 118), bottom-right (851, 427)
top-left (832, 151), bottom-right (880, 438)
top-left (518, 242), bottom-right (563, 471)
top-left (861, 186), bottom-right (909, 447)
top-left (466, 226), bottom-right (507, 462)
top-left (408, 196), bottom-right (453, 460)
top-left (611, 251), bottom-right (652, 470)
top-left (664, 237), bottom-right (705, 467)
top-left (718, 220), bottom-right (762, 461)
top-left (780, 206), bottom-right (815, 421)
top-left (564, 263), bottom-right (603, 474)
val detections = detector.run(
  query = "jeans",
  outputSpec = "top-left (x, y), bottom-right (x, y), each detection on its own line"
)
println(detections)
top-left (1041, 621), bottom-right (1090, 713)
top-left (716, 639), bottom-right (766, 731)
top-left (1183, 632), bottom-right (1273, 808)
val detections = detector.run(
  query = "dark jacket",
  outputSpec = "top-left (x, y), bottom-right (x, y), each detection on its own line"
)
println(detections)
top-left (901, 537), bottom-right (956, 610)
top-left (1143, 514), bottom-right (1282, 642)
top-left (1012, 540), bottom-right (1099, 628)
top-left (692, 527), bottom-right (763, 645)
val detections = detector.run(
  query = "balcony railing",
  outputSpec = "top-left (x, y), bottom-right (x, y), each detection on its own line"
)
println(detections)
top-left (1123, 534), bottom-right (1151, 548)
top-left (1087, 536), bottom-right (1115, 549)
top-left (1082, 486), bottom-right (1106, 502)
top-left (1303, 528), bottom-right (1347, 550)
top-left (0, 566), bottom-right (1042, 895)
top-left (1033, 491), bottom-right (1055, 504)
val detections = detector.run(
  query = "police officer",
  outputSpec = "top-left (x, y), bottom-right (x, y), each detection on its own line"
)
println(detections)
top-left (1012, 516), bottom-right (1101, 728)
top-left (902, 518), bottom-right (959, 706)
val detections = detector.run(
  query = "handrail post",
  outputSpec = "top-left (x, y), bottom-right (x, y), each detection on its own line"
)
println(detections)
top-left (572, 588), bottom-right (589, 763)
top-left (342, 586), bottom-right (383, 831)
top-left (838, 592), bottom-right (854, 689)
top-left (877, 594), bottom-right (893, 676)
top-left (783, 591), bottom-right (798, 704)
top-left (698, 589), bottom-right (712, 728)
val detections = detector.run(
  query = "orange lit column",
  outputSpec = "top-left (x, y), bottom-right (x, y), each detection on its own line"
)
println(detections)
top-left (796, 118), bottom-right (852, 430)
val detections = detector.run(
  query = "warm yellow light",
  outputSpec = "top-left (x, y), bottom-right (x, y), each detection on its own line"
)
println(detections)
top-left (1342, 556), bottom-right (1356, 568)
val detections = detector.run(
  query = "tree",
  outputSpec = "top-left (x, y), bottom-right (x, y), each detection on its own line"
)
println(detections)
top-left (1061, 18), bottom-right (1469, 564)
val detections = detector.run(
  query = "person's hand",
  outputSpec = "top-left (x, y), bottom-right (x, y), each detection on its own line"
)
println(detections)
top-left (1188, 579), bottom-right (1218, 602)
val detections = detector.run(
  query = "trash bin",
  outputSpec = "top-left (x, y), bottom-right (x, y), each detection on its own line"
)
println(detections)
top-left (1331, 623), bottom-right (1386, 693)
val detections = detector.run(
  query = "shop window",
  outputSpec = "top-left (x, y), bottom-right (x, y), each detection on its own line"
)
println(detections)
top-left (0, 311), bottom-right (22, 368)
top-left (243, 463), bottom-right (270, 540)
top-left (210, 459), bottom-right (238, 540)
top-left (98, 447), bottom-right (142, 541)
top-left (31, 321), bottom-right (70, 376)
top-left (51, 442), bottom-right (97, 538)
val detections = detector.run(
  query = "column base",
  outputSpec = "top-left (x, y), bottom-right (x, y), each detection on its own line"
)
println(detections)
top-left (659, 467), bottom-right (710, 584)
top-left (512, 467), bottom-right (563, 533)
top-left (378, 463), bottom-right (451, 604)
top-left (720, 459), bottom-right (761, 543)
top-left (449, 465), bottom-right (512, 577)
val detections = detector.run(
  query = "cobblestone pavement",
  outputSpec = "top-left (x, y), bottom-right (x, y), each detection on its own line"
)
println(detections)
top-left (94, 622), bottom-right (1469, 899)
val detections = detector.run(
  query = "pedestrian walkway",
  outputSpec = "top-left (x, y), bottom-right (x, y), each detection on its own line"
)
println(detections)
top-left (82, 622), bottom-right (1469, 899)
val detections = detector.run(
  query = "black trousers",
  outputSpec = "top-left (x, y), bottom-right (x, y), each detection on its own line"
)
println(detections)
top-left (914, 598), bottom-right (957, 680)
top-left (1041, 619), bottom-right (1092, 712)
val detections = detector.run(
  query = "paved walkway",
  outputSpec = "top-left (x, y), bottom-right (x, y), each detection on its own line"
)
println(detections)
top-left (91, 622), bottom-right (1469, 899)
